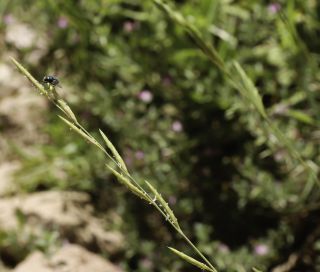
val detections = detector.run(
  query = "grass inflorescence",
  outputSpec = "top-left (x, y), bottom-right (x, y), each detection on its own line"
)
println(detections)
top-left (10, 57), bottom-right (218, 272)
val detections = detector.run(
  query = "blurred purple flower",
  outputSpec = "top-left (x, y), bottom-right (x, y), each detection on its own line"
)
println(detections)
top-left (138, 90), bottom-right (153, 103)
top-left (135, 150), bottom-right (145, 160)
top-left (172, 120), bottom-right (183, 132)
top-left (3, 14), bottom-right (14, 25)
top-left (124, 155), bottom-right (133, 167)
top-left (254, 244), bottom-right (269, 256)
top-left (162, 76), bottom-right (172, 87)
top-left (218, 243), bottom-right (230, 254)
top-left (57, 16), bottom-right (69, 29)
top-left (123, 148), bottom-right (133, 167)
top-left (268, 3), bottom-right (281, 14)
top-left (168, 196), bottom-right (177, 205)
top-left (123, 21), bottom-right (138, 33)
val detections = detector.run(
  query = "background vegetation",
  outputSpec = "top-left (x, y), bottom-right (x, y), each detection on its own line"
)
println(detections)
top-left (1, 0), bottom-right (320, 271)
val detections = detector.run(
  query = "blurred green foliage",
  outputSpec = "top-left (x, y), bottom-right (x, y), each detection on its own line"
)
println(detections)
top-left (3, 0), bottom-right (320, 271)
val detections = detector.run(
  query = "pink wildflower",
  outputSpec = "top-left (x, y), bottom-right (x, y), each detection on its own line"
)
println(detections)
top-left (254, 244), bottom-right (269, 256)
top-left (138, 90), bottom-right (153, 103)
top-left (57, 16), bottom-right (68, 29)
top-left (172, 120), bottom-right (183, 132)
top-left (268, 3), bottom-right (281, 14)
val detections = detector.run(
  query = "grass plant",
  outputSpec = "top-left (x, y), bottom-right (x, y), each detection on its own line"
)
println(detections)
top-left (10, 57), bottom-right (217, 272)
top-left (8, 2), bottom-right (320, 270)
top-left (152, 0), bottom-right (319, 196)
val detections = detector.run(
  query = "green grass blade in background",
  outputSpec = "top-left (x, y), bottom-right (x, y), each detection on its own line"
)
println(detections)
top-left (152, 0), bottom-right (319, 192)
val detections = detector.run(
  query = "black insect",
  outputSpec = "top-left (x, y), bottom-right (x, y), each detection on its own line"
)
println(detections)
top-left (43, 75), bottom-right (61, 88)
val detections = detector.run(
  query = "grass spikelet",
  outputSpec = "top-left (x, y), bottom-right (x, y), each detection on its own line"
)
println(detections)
top-left (99, 129), bottom-right (128, 173)
top-left (10, 57), bottom-right (48, 96)
top-left (168, 247), bottom-right (216, 272)
top-left (106, 165), bottom-right (149, 201)
top-left (57, 99), bottom-right (78, 124)
top-left (58, 115), bottom-right (104, 152)
top-left (145, 180), bottom-right (179, 229)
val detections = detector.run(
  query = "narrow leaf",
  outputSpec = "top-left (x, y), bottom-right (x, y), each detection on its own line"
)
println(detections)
top-left (286, 109), bottom-right (315, 125)
top-left (232, 61), bottom-right (267, 118)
